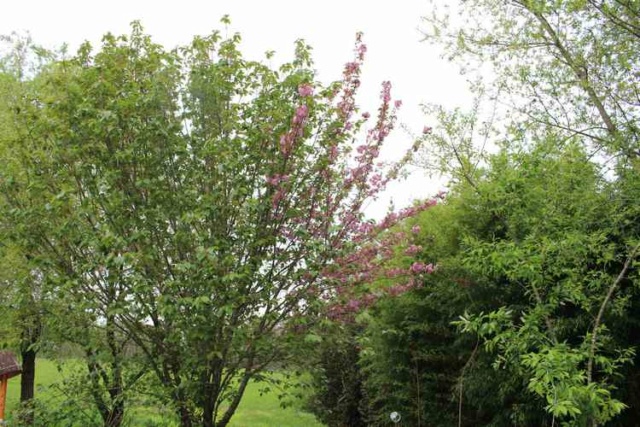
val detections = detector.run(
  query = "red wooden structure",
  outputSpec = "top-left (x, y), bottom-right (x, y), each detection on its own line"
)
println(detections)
top-left (0, 351), bottom-right (22, 424)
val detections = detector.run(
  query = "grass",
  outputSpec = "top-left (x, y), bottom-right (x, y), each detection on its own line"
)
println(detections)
top-left (227, 377), bottom-right (321, 427)
top-left (5, 358), bottom-right (60, 416)
top-left (4, 359), bottom-right (324, 426)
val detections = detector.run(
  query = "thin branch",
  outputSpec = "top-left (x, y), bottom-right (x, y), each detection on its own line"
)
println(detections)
top-left (528, 8), bottom-right (620, 140)
top-left (587, 242), bottom-right (640, 383)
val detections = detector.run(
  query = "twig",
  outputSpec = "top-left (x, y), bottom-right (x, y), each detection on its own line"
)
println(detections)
top-left (587, 242), bottom-right (640, 384)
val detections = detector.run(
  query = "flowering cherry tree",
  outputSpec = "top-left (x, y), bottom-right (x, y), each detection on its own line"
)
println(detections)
top-left (1, 22), bottom-right (434, 427)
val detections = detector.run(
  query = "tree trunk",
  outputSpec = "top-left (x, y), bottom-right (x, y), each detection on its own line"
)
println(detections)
top-left (105, 402), bottom-right (124, 427)
top-left (19, 313), bottom-right (41, 426)
top-left (216, 372), bottom-right (252, 427)
top-left (202, 361), bottom-right (223, 427)
top-left (20, 348), bottom-right (36, 403)
top-left (202, 383), bottom-right (215, 427)
top-left (19, 347), bottom-right (36, 424)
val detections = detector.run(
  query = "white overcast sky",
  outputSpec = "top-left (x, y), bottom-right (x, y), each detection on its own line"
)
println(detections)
top-left (1, 0), bottom-right (471, 219)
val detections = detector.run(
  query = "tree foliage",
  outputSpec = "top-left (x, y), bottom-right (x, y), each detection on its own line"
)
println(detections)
top-left (307, 2), bottom-right (640, 426)
top-left (2, 3), bottom-right (639, 427)
top-left (423, 0), bottom-right (640, 160)
top-left (0, 20), bottom-right (418, 427)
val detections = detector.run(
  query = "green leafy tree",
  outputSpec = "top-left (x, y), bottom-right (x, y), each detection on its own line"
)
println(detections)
top-left (454, 139), bottom-right (639, 425)
top-left (356, 191), bottom-right (548, 426)
top-left (423, 0), bottom-right (640, 160)
top-left (418, 2), bottom-right (640, 424)
top-left (1, 21), bottom-right (415, 427)
top-left (356, 138), bottom-right (638, 426)
top-left (0, 34), bottom-right (51, 425)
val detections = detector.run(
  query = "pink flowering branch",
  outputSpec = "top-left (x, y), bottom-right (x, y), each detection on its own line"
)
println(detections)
top-left (320, 197), bottom-right (441, 320)
top-left (251, 33), bottom-right (434, 324)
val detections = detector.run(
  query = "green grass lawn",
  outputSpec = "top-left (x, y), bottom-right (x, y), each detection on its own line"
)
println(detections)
top-left (4, 359), bottom-right (323, 427)
top-left (227, 377), bottom-right (321, 427)
top-left (5, 358), bottom-right (60, 417)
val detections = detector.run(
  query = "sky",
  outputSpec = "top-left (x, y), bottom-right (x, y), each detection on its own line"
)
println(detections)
top-left (1, 0), bottom-right (472, 219)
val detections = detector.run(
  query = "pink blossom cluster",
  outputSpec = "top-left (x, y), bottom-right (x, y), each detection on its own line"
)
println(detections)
top-left (336, 81), bottom-right (408, 209)
top-left (356, 32), bottom-right (367, 59)
top-left (355, 221), bottom-right (375, 235)
top-left (387, 280), bottom-right (419, 297)
top-left (381, 81), bottom-right (392, 104)
top-left (271, 87), bottom-right (316, 211)
top-left (259, 35), bottom-right (436, 325)
top-left (336, 33), bottom-right (366, 122)
top-left (338, 81), bottom-right (401, 205)
top-left (320, 200), bottom-right (441, 321)
top-left (327, 292), bottom-right (377, 319)
top-left (293, 105), bottom-right (309, 124)
top-left (278, 100), bottom-right (311, 157)
top-left (410, 262), bottom-right (434, 274)
top-left (298, 83), bottom-right (314, 97)
top-left (329, 145), bottom-right (339, 162)
top-left (279, 133), bottom-right (294, 156)
top-left (272, 187), bottom-right (286, 211)
top-left (344, 62), bottom-right (359, 76)
top-left (327, 261), bottom-right (435, 319)
top-left (405, 244), bottom-right (422, 255)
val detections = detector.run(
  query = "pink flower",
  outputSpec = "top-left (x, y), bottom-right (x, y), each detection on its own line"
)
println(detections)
top-left (381, 81), bottom-right (392, 103)
top-left (411, 225), bottom-right (421, 234)
top-left (280, 134), bottom-right (292, 154)
top-left (293, 104), bottom-right (309, 124)
top-left (422, 126), bottom-right (432, 135)
top-left (344, 61), bottom-right (359, 75)
top-left (362, 112), bottom-right (370, 119)
top-left (410, 262), bottom-right (434, 274)
top-left (357, 222), bottom-right (375, 234)
top-left (405, 245), bottom-right (422, 256)
top-left (357, 42), bottom-right (367, 59)
top-left (298, 83), bottom-right (314, 97)
top-left (394, 100), bottom-right (402, 108)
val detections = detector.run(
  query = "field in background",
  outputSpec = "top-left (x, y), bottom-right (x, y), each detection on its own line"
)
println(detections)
top-left (5, 359), bottom-right (323, 427)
